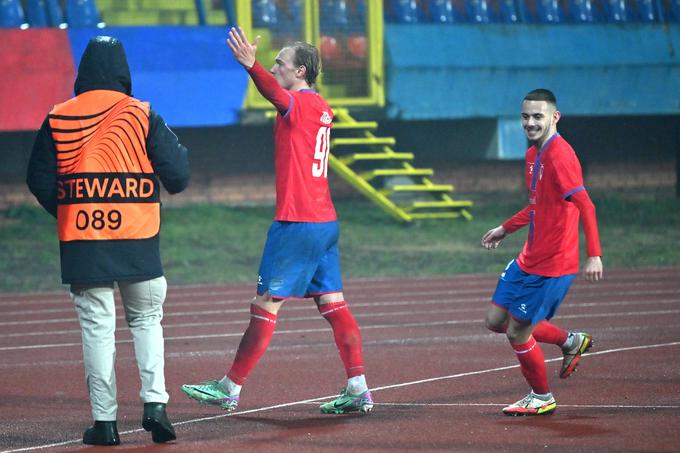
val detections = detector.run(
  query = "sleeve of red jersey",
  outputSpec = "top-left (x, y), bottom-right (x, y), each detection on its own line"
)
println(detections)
top-left (502, 206), bottom-right (531, 234)
top-left (554, 148), bottom-right (585, 200)
top-left (569, 190), bottom-right (602, 257)
top-left (247, 61), bottom-right (292, 114)
top-left (552, 149), bottom-right (601, 256)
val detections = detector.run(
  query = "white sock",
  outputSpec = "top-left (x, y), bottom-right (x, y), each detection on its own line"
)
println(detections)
top-left (532, 391), bottom-right (553, 400)
top-left (219, 376), bottom-right (242, 396)
top-left (562, 332), bottom-right (576, 350)
top-left (347, 375), bottom-right (368, 394)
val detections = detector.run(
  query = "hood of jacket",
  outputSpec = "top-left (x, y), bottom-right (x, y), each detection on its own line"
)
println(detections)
top-left (74, 36), bottom-right (132, 96)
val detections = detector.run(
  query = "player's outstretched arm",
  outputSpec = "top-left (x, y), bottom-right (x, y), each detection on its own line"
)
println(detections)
top-left (227, 26), bottom-right (259, 69)
top-left (227, 26), bottom-right (290, 113)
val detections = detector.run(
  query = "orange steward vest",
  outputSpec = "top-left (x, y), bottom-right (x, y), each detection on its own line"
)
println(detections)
top-left (49, 90), bottom-right (159, 242)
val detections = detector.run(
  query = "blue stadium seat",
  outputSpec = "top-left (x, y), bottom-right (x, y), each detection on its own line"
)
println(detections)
top-left (498, 0), bottom-right (521, 22)
top-left (466, 0), bottom-right (497, 22)
top-left (636, 0), bottom-right (659, 20)
top-left (390, 0), bottom-right (423, 23)
top-left (0, 0), bottom-right (27, 27)
top-left (280, 0), bottom-right (302, 33)
top-left (355, 0), bottom-right (366, 22)
top-left (568, 0), bottom-right (600, 22)
top-left (429, 0), bottom-right (465, 22)
top-left (26, 0), bottom-right (49, 27)
top-left (535, 0), bottom-right (566, 22)
top-left (669, 0), bottom-right (680, 20)
top-left (45, 0), bottom-right (65, 26)
top-left (65, 0), bottom-right (103, 27)
top-left (321, 0), bottom-right (349, 32)
top-left (603, 0), bottom-right (636, 21)
top-left (252, 0), bottom-right (278, 27)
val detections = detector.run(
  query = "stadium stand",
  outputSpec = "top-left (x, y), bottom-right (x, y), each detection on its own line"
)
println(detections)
top-left (567, 0), bottom-right (600, 22)
top-left (1, 0), bottom-right (675, 28)
top-left (388, 0), bottom-right (424, 22)
top-left (498, 0), bottom-right (521, 21)
top-left (429, 0), bottom-right (465, 22)
top-left (0, 0), bottom-right (27, 28)
top-left (252, 0), bottom-right (278, 26)
top-left (26, 0), bottom-right (50, 27)
top-left (378, 0), bottom-right (672, 22)
top-left (465, 0), bottom-right (493, 23)
top-left (670, 0), bottom-right (680, 20)
top-left (64, 0), bottom-right (104, 27)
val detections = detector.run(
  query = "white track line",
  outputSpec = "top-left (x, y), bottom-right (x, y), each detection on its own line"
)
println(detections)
top-left (3, 297), bottom-right (680, 339)
top-left (2, 293), bottom-right (679, 329)
top-left (2, 340), bottom-right (678, 453)
top-left (1, 276), bottom-right (677, 308)
top-left (2, 285), bottom-right (677, 311)
top-left (2, 308), bottom-right (680, 352)
top-left (10, 311), bottom-right (680, 353)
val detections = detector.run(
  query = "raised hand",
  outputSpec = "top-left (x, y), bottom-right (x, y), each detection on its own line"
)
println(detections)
top-left (227, 26), bottom-right (260, 69)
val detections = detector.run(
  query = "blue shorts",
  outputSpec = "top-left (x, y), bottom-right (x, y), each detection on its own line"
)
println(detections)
top-left (256, 221), bottom-right (343, 299)
top-left (492, 259), bottom-right (576, 324)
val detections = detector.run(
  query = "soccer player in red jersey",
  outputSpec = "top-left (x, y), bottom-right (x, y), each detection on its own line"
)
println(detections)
top-left (181, 27), bottom-right (373, 414)
top-left (481, 89), bottom-right (603, 416)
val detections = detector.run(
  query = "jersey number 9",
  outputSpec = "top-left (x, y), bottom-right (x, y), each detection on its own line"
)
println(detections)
top-left (312, 126), bottom-right (331, 178)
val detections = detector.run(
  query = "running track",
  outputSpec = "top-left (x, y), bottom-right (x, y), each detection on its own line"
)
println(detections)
top-left (1, 268), bottom-right (679, 452)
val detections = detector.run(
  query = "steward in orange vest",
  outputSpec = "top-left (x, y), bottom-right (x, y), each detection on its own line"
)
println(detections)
top-left (27, 36), bottom-right (190, 284)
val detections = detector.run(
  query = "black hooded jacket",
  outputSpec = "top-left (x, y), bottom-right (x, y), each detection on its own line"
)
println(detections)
top-left (26, 36), bottom-right (190, 284)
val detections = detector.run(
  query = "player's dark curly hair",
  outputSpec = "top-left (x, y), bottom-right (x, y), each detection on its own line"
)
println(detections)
top-left (287, 41), bottom-right (321, 87)
top-left (524, 89), bottom-right (557, 107)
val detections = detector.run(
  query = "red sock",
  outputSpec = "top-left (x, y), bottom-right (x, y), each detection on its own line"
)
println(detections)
top-left (533, 321), bottom-right (568, 346)
top-left (227, 304), bottom-right (277, 385)
top-left (318, 301), bottom-right (365, 378)
top-left (511, 336), bottom-right (550, 394)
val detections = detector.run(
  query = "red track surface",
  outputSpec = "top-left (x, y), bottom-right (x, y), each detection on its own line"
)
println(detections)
top-left (1, 268), bottom-right (679, 452)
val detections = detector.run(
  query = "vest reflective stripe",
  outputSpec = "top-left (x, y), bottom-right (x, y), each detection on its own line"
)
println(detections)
top-left (50, 90), bottom-right (158, 242)
top-left (50, 91), bottom-right (152, 175)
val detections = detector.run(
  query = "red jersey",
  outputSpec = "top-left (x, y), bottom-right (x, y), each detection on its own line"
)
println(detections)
top-left (511, 134), bottom-right (585, 276)
top-left (273, 90), bottom-right (336, 222)
top-left (247, 62), bottom-right (336, 222)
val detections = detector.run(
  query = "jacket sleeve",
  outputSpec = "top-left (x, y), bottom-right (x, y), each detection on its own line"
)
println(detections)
top-left (26, 117), bottom-right (58, 218)
top-left (146, 109), bottom-right (190, 194)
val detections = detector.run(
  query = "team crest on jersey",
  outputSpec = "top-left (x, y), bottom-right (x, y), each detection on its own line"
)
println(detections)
top-left (529, 163), bottom-right (545, 180)
top-left (320, 111), bottom-right (332, 125)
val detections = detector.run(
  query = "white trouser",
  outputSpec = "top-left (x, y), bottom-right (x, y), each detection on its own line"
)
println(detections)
top-left (71, 276), bottom-right (170, 421)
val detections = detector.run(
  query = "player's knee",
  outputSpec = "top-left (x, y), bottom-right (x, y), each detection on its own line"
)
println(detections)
top-left (504, 330), bottom-right (520, 343)
top-left (485, 313), bottom-right (508, 333)
top-left (252, 294), bottom-right (283, 314)
top-left (485, 318), bottom-right (505, 333)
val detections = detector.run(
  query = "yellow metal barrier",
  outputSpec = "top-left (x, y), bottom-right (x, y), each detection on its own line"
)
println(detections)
top-left (329, 108), bottom-right (473, 222)
top-left (236, 1), bottom-right (472, 222)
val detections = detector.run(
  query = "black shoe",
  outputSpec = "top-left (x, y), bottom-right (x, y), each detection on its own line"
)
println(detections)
top-left (83, 420), bottom-right (120, 446)
top-left (142, 402), bottom-right (176, 443)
